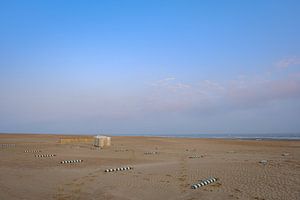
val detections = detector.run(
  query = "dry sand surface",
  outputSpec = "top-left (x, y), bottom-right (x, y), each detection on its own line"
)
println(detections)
top-left (0, 134), bottom-right (299, 200)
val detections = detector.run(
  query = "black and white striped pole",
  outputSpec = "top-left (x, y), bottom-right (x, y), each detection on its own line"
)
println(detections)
top-left (35, 154), bottom-right (56, 157)
top-left (25, 150), bottom-right (41, 153)
top-left (144, 152), bottom-right (158, 155)
top-left (191, 177), bottom-right (218, 189)
top-left (188, 155), bottom-right (202, 159)
top-left (60, 160), bottom-right (83, 164)
top-left (1, 144), bottom-right (16, 148)
top-left (104, 166), bottom-right (133, 172)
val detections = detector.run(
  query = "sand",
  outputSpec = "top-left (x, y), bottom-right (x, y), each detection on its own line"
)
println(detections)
top-left (0, 134), bottom-right (299, 200)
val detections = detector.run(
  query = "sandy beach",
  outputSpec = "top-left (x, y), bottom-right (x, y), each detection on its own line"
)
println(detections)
top-left (0, 134), bottom-right (299, 200)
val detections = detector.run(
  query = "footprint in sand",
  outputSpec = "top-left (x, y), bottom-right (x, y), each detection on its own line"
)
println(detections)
top-left (178, 157), bottom-right (188, 193)
top-left (55, 169), bottom-right (102, 200)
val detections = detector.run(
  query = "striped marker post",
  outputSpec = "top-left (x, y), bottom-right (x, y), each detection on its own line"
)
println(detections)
top-left (104, 166), bottom-right (133, 172)
top-left (144, 152), bottom-right (158, 155)
top-left (114, 149), bottom-right (129, 152)
top-left (191, 177), bottom-right (218, 189)
top-left (25, 150), bottom-right (41, 153)
top-left (188, 155), bottom-right (202, 159)
top-left (60, 160), bottom-right (83, 164)
top-left (1, 144), bottom-right (16, 148)
top-left (35, 154), bottom-right (56, 157)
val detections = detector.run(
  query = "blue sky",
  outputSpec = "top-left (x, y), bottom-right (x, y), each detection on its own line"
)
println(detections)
top-left (0, 0), bottom-right (299, 134)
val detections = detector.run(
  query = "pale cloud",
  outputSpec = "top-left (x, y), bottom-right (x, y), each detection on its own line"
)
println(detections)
top-left (276, 56), bottom-right (300, 68)
top-left (151, 77), bottom-right (191, 92)
top-left (151, 77), bottom-right (176, 86)
top-left (9, 70), bottom-right (295, 122)
top-left (226, 78), bottom-right (300, 108)
top-left (145, 68), bottom-right (300, 115)
top-left (1, 60), bottom-right (300, 134)
top-left (162, 77), bottom-right (176, 81)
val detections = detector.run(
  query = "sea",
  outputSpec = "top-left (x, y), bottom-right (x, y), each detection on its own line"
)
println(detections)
top-left (109, 133), bottom-right (300, 140)
top-left (1, 132), bottom-right (299, 140)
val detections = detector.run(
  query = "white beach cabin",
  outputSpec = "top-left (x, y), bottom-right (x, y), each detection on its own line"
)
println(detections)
top-left (94, 135), bottom-right (111, 148)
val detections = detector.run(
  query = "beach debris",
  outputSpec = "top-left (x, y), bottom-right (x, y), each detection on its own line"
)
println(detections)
top-left (191, 177), bottom-right (218, 189)
top-left (60, 160), bottom-right (83, 164)
top-left (35, 154), bottom-right (56, 157)
top-left (282, 153), bottom-right (290, 156)
top-left (259, 160), bottom-right (268, 165)
top-left (1, 144), bottom-right (16, 148)
top-left (188, 155), bottom-right (203, 159)
top-left (104, 166), bottom-right (133, 172)
top-left (144, 151), bottom-right (158, 155)
top-left (25, 150), bottom-right (41, 153)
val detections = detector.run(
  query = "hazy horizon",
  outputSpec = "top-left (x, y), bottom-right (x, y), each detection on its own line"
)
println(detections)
top-left (1, 0), bottom-right (300, 135)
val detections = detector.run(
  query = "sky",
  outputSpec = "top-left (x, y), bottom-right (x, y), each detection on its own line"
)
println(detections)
top-left (0, 0), bottom-right (300, 135)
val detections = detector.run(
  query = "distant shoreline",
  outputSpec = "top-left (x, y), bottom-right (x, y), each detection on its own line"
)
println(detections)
top-left (118, 135), bottom-right (300, 141)
top-left (1, 132), bottom-right (300, 141)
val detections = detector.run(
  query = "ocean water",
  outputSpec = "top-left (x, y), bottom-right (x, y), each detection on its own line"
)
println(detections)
top-left (110, 133), bottom-right (300, 140)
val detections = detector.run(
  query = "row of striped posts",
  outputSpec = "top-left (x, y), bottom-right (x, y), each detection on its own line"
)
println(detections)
top-left (31, 153), bottom-right (82, 163)
top-left (21, 143), bottom-right (218, 190)
top-left (60, 160), bottom-right (83, 164)
top-left (103, 166), bottom-right (218, 191)
top-left (35, 154), bottom-right (56, 157)
top-left (191, 177), bottom-right (218, 189)
top-left (105, 166), bottom-right (133, 172)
